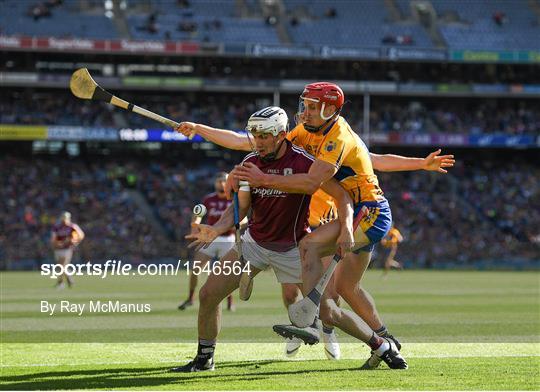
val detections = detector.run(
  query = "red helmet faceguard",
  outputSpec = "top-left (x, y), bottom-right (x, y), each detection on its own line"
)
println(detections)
top-left (296, 82), bottom-right (345, 132)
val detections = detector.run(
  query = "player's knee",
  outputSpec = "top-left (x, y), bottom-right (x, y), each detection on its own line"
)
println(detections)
top-left (198, 285), bottom-right (220, 308)
top-left (282, 285), bottom-right (301, 306)
top-left (299, 234), bottom-right (320, 256)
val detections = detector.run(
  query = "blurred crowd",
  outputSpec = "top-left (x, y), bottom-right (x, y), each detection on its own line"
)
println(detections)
top-left (136, 159), bottom-right (232, 242)
top-left (379, 160), bottom-right (539, 267)
top-left (0, 90), bottom-right (259, 131)
top-left (2, 90), bottom-right (539, 137)
top-left (1, 154), bottom-right (538, 268)
top-left (352, 99), bottom-right (540, 136)
top-left (0, 156), bottom-right (177, 264)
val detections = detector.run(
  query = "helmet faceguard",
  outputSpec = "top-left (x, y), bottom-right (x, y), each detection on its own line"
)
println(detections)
top-left (245, 106), bottom-right (289, 162)
top-left (296, 82), bottom-right (345, 133)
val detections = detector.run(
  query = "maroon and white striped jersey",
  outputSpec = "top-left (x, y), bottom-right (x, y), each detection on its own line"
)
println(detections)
top-left (241, 140), bottom-right (314, 252)
top-left (202, 193), bottom-right (234, 236)
top-left (52, 222), bottom-right (81, 249)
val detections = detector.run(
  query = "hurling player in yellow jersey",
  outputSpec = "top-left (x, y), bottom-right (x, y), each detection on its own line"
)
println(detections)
top-left (175, 84), bottom-right (454, 368)
top-left (232, 84), bottom-right (400, 362)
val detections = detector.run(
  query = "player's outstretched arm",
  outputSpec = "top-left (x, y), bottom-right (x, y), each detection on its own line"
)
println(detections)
top-left (370, 149), bottom-right (455, 173)
top-left (234, 159), bottom-right (337, 195)
top-left (175, 122), bottom-right (251, 151)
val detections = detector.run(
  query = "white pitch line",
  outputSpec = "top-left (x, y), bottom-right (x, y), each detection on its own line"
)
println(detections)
top-left (2, 353), bottom-right (539, 368)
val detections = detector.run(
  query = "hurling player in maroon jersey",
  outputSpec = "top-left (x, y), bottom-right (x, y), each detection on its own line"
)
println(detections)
top-left (50, 211), bottom-right (85, 288)
top-left (178, 172), bottom-right (236, 312)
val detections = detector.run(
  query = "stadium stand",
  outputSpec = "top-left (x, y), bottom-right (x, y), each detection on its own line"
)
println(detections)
top-left (0, 0), bottom-right (118, 39)
top-left (127, 0), bottom-right (280, 44)
top-left (3, 90), bottom-right (538, 136)
top-left (284, 0), bottom-right (433, 47)
top-left (2, 0), bottom-right (538, 51)
top-left (350, 97), bottom-right (540, 136)
top-left (432, 0), bottom-right (540, 50)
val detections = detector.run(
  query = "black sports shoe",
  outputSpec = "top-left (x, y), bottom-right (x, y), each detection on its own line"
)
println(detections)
top-left (178, 300), bottom-right (193, 310)
top-left (387, 334), bottom-right (402, 351)
top-left (170, 356), bottom-right (215, 372)
top-left (360, 334), bottom-right (403, 370)
top-left (377, 339), bottom-right (408, 369)
top-left (273, 324), bottom-right (319, 345)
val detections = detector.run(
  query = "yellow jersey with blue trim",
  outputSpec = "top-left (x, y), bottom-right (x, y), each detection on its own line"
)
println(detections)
top-left (287, 116), bottom-right (385, 204)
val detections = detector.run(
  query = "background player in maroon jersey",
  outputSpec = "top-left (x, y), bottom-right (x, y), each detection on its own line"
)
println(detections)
top-left (50, 211), bottom-right (84, 288)
top-left (178, 172), bottom-right (236, 311)
top-left (171, 107), bottom-right (405, 372)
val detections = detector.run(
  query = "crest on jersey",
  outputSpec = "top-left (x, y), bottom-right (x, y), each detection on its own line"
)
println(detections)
top-left (284, 168), bottom-right (293, 176)
top-left (325, 141), bottom-right (336, 152)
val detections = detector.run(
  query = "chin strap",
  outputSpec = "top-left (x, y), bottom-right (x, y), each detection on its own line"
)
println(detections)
top-left (260, 138), bottom-right (286, 162)
top-left (304, 114), bottom-right (340, 134)
top-left (304, 106), bottom-right (343, 134)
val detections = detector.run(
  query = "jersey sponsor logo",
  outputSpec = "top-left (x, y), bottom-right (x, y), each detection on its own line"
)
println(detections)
top-left (284, 168), bottom-right (293, 176)
top-left (252, 187), bottom-right (287, 197)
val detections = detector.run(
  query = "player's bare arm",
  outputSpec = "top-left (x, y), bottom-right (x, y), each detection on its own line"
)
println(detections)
top-left (320, 179), bottom-right (354, 255)
top-left (175, 122), bottom-right (251, 151)
top-left (370, 149), bottom-right (455, 174)
top-left (234, 158), bottom-right (337, 195)
top-left (72, 224), bottom-right (85, 245)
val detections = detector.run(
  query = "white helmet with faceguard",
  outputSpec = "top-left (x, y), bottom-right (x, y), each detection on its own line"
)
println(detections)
top-left (246, 107), bottom-right (289, 161)
top-left (246, 107), bottom-right (289, 136)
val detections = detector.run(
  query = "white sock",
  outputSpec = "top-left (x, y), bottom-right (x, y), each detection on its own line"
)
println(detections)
top-left (374, 339), bottom-right (391, 356)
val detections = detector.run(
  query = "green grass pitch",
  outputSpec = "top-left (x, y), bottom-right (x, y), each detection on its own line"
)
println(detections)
top-left (1, 270), bottom-right (539, 390)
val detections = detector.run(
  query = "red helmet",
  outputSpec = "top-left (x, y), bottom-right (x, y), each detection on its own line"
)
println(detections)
top-left (300, 82), bottom-right (345, 120)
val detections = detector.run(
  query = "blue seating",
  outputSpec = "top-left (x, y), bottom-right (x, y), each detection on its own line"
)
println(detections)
top-left (1, 0), bottom-right (537, 50)
top-left (285, 0), bottom-right (434, 48)
top-left (432, 0), bottom-right (540, 50)
top-left (0, 1), bottom-right (118, 39)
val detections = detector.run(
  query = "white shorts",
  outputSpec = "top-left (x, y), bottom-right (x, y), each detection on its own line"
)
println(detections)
top-left (199, 234), bottom-right (235, 260)
top-left (241, 230), bottom-right (302, 284)
top-left (54, 248), bottom-right (73, 264)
